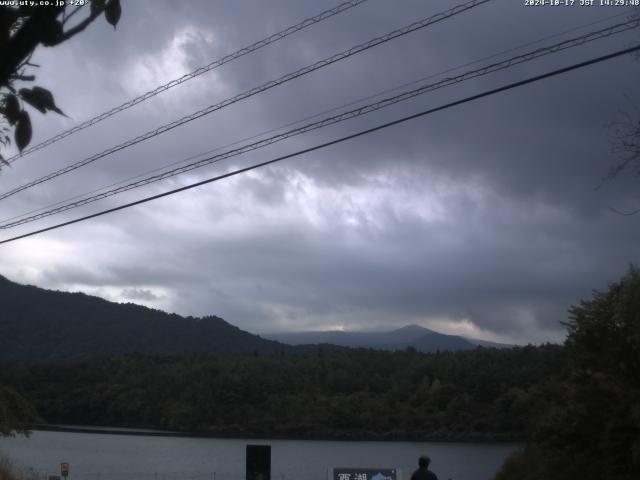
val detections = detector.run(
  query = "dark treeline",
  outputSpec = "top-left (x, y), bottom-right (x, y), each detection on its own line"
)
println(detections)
top-left (0, 344), bottom-right (566, 441)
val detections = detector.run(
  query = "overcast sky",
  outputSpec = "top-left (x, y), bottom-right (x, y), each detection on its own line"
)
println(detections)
top-left (1, 0), bottom-right (639, 344)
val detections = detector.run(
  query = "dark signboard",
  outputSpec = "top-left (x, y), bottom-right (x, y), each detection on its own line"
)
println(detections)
top-left (332, 468), bottom-right (397, 480)
top-left (246, 444), bottom-right (271, 480)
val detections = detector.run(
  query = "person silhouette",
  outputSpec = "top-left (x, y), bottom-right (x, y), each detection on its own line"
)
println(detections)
top-left (410, 455), bottom-right (438, 480)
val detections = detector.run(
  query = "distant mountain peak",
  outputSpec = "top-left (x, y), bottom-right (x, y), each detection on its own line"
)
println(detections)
top-left (392, 324), bottom-right (433, 334)
top-left (264, 323), bottom-right (488, 353)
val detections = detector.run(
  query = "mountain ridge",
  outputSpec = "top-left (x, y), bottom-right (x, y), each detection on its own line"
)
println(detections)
top-left (0, 274), bottom-right (291, 360)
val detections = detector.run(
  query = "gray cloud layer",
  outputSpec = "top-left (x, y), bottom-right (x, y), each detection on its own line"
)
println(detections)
top-left (1, 0), bottom-right (639, 344)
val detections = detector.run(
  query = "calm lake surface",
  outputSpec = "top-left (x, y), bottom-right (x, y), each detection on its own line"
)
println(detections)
top-left (0, 430), bottom-right (519, 480)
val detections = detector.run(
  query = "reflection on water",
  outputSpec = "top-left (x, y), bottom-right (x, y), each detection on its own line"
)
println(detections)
top-left (0, 431), bottom-right (519, 480)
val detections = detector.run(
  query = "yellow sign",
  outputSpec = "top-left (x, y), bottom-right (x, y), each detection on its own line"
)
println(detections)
top-left (61, 463), bottom-right (69, 477)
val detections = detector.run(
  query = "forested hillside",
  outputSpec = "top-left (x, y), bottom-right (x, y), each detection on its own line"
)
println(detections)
top-left (0, 345), bottom-right (566, 440)
top-left (0, 275), bottom-right (288, 359)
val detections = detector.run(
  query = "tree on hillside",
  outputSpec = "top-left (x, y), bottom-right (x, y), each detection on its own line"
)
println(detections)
top-left (0, 387), bottom-right (38, 436)
top-left (0, 0), bottom-right (122, 165)
top-left (495, 266), bottom-right (640, 480)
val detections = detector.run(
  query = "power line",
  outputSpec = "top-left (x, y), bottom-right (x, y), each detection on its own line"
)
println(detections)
top-left (4, 7), bottom-right (630, 227)
top-left (2, 17), bottom-right (637, 230)
top-left (0, 0), bottom-right (492, 202)
top-left (1, 43), bottom-right (638, 246)
top-left (5, 0), bottom-right (372, 164)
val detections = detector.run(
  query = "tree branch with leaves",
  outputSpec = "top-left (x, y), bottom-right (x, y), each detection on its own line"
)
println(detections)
top-left (604, 104), bottom-right (640, 215)
top-left (0, 0), bottom-right (122, 167)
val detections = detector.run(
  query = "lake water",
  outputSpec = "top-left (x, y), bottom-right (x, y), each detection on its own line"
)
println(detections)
top-left (0, 431), bottom-right (519, 480)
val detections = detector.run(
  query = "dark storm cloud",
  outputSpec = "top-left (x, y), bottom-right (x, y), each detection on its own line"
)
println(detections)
top-left (1, 0), bottom-right (638, 344)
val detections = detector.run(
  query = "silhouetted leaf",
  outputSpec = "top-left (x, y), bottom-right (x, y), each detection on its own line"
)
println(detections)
top-left (4, 94), bottom-right (20, 125)
top-left (15, 110), bottom-right (31, 152)
top-left (18, 88), bottom-right (45, 113)
top-left (19, 87), bottom-right (65, 116)
top-left (91, 0), bottom-right (106, 16)
top-left (0, 153), bottom-right (8, 168)
top-left (105, 0), bottom-right (121, 28)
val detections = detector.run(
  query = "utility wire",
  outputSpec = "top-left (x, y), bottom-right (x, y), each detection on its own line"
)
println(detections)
top-left (2, 18), bottom-right (637, 230)
top-left (3, 7), bottom-right (631, 227)
top-left (1, 43), bottom-right (638, 246)
top-left (0, 0), bottom-right (492, 202)
top-left (5, 0), bottom-right (372, 164)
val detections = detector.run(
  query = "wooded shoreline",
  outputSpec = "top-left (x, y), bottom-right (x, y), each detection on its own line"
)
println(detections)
top-left (1, 345), bottom-right (565, 443)
top-left (31, 423), bottom-right (525, 443)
